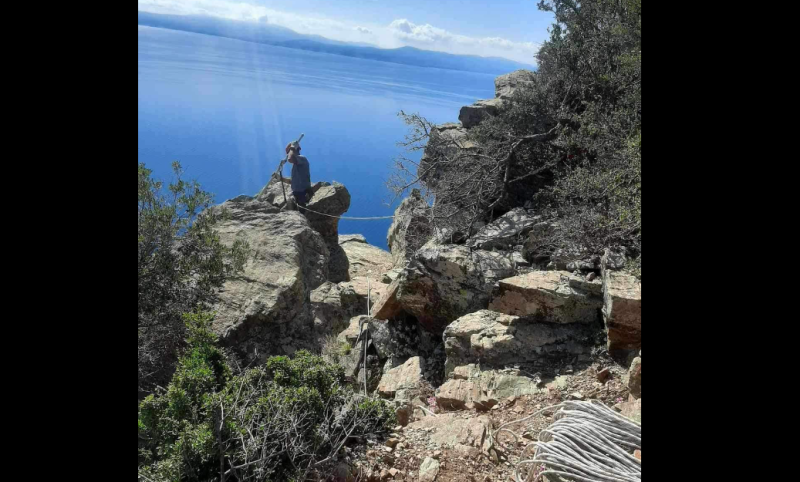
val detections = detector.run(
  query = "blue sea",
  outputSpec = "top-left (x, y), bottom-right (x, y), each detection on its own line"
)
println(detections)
top-left (138, 26), bottom-right (497, 248)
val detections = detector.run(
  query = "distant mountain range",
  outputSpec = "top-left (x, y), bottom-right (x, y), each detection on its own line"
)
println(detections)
top-left (138, 11), bottom-right (534, 75)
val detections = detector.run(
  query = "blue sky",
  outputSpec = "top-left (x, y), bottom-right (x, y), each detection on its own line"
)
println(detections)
top-left (138, 0), bottom-right (555, 64)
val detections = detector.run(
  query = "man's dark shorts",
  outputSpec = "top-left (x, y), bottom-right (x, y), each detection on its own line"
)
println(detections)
top-left (293, 190), bottom-right (308, 207)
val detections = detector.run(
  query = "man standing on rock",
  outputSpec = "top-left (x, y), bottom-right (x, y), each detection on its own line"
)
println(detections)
top-left (286, 141), bottom-right (311, 210)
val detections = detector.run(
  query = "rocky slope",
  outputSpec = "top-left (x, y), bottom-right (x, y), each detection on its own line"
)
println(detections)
top-left (209, 69), bottom-right (641, 482)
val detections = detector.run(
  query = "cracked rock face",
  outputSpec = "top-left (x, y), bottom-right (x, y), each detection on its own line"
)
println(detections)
top-left (386, 189), bottom-right (431, 268)
top-left (442, 310), bottom-right (599, 377)
top-left (304, 182), bottom-right (352, 283)
top-left (210, 197), bottom-right (329, 365)
top-left (602, 251), bottom-right (641, 357)
top-left (494, 69), bottom-right (537, 100)
top-left (395, 245), bottom-right (516, 333)
top-left (489, 271), bottom-right (603, 324)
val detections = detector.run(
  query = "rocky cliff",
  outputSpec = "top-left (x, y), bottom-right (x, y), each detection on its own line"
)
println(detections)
top-left (207, 69), bottom-right (641, 482)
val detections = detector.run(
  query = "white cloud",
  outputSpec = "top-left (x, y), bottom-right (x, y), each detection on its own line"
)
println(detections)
top-left (138, 1), bottom-right (539, 64)
top-left (386, 18), bottom-right (539, 61)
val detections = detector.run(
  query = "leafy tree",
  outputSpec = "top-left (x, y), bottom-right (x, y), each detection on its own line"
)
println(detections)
top-left (390, 0), bottom-right (641, 273)
top-left (138, 162), bottom-right (248, 398)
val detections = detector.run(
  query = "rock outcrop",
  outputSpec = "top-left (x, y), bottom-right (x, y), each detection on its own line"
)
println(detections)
top-left (409, 414), bottom-right (492, 451)
top-left (459, 98), bottom-right (503, 128)
top-left (393, 245), bottom-right (516, 333)
top-left (489, 271), bottom-right (603, 324)
top-left (310, 281), bottom-right (361, 339)
top-left (338, 276), bottom-right (387, 315)
top-left (386, 189), bottom-right (431, 268)
top-left (468, 208), bottom-right (541, 251)
top-left (601, 251), bottom-right (641, 356)
top-left (339, 234), bottom-right (393, 280)
top-left (255, 174), bottom-right (293, 207)
top-left (442, 310), bottom-right (598, 376)
top-left (436, 366), bottom-right (541, 410)
top-left (304, 182), bottom-right (351, 282)
top-left (210, 197), bottom-right (329, 364)
top-left (377, 356), bottom-right (425, 400)
top-left (494, 70), bottom-right (537, 100)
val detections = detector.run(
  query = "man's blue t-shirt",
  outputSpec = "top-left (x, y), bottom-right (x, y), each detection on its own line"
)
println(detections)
top-left (291, 155), bottom-right (311, 192)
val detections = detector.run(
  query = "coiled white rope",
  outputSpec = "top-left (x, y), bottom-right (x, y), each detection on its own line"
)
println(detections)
top-left (490, 400), bottom-right (640, 482)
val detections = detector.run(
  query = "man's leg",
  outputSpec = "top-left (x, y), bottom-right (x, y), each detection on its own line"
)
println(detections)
top-left (293, 190), bottom-right (308, 210)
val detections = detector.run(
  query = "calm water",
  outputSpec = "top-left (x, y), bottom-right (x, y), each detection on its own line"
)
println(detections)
top-left (138, 26), bottom-right (497, 248)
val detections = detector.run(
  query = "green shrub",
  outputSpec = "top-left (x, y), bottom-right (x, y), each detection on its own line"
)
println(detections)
top-left (138, 162), bottom-right (248, 398)
top-left (392, 0), bottom-right (641, 272)
top-left (138, 323), bottom-right (393, 481)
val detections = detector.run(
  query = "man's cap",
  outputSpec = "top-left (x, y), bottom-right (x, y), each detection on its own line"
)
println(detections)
top-left (285, 142), bottom-right (301, 154)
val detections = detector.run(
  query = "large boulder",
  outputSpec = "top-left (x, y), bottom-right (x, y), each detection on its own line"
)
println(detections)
top-left (459, 98), bottom-right (503, 128)
top-left (468, 208), bottom-right (541, 250)
top-left (377, 356), bottom-right (425, 399)
top-left (386, 189), bottom-right (431, 268)
top-left (495, 70), bottom-right (537, 100)
top-left (442, 310), bottom-right (598, 376)
top-left (304, 182), bottom-right (351, 282)
top-left (418, 124), bottom-right (479, 191)
top-left (370, 278), bottom-right (403, 320)
top-left (396, 245), bottom-right (516, 333)
top-left (210, 197), bottom-right (329, 364)
top-left (601, 251), bottom-right (642, 356)
top-left (310, 281), bottom-right (361, 339)
top-left (256, 175), bottom-right (327, 209)
top-left (255, 174), bottom-right (292, 208)
top-left (436, 369), bottom-right (542, 411)
top-left (338, 234), bottom-right (393, 280)
top-left (337, 276), bottom-right (388, 316)
top-left (409, 413), bottom-right (492, 451)
top-left (489, 271), bottom-right (603, 324)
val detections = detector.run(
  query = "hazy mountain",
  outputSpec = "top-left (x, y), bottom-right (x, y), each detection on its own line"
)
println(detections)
top-left (138, 11), bottom-right (534, 75)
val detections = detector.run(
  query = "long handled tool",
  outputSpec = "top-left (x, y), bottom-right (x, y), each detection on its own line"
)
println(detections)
top-left (272, 134), bottom-right (304, 207)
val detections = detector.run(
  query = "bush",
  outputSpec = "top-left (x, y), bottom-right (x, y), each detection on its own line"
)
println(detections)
top-left (391, 0), bottom-right (641, 272)
top-left (138, 161), bottom-right (248, 398)
top-left (138, 320), bottom-right (394, 481)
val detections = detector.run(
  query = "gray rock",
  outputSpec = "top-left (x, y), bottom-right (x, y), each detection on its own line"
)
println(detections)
top-left (304, 182), bottom-right (351, 282)
top-left (410, 415), bottom-right (491, 452)
top-left (377, 356), bottom-right (425, 399)
top-left (603, 248), bottom-right (628, 270)
top-left (311, 282), bottom-right (361, 339)
top-left (382, 268), bottom-right (404, 284)
top-left (442, 310), bottom-right (598, 376)
top-left (387, 189), bottom-right (431, 268)
top-left (338, 276), bottom-right (388, 316)
top-left (488, 271), bottom-right (603, 324)
top-left (418, 124), bottom-right (479, 191)
top-left (397, 245), bottom-right (516, 333)
top-left (495, 70), bottom-right (536, 100)
top-left (209, 202), bottom-right (329, 365)
top-left (338, 234), bottom-right (367, 244)
top-left (628, 355), bottom-right (641, 399)
top-left (468, 208), bottom-right (541, 250)
top-left (459, 98), bottom-right (503, 128)
top-left (337, 315), bottom-right (371, 347)
top-left (255, 174), bottom-right (293, 208)
top-left (418, 456), bottom-right (440, 482)
top-left (601, 250), bottom-right (641, 357)
top-left (339, 235), bottom-right (393, 280)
